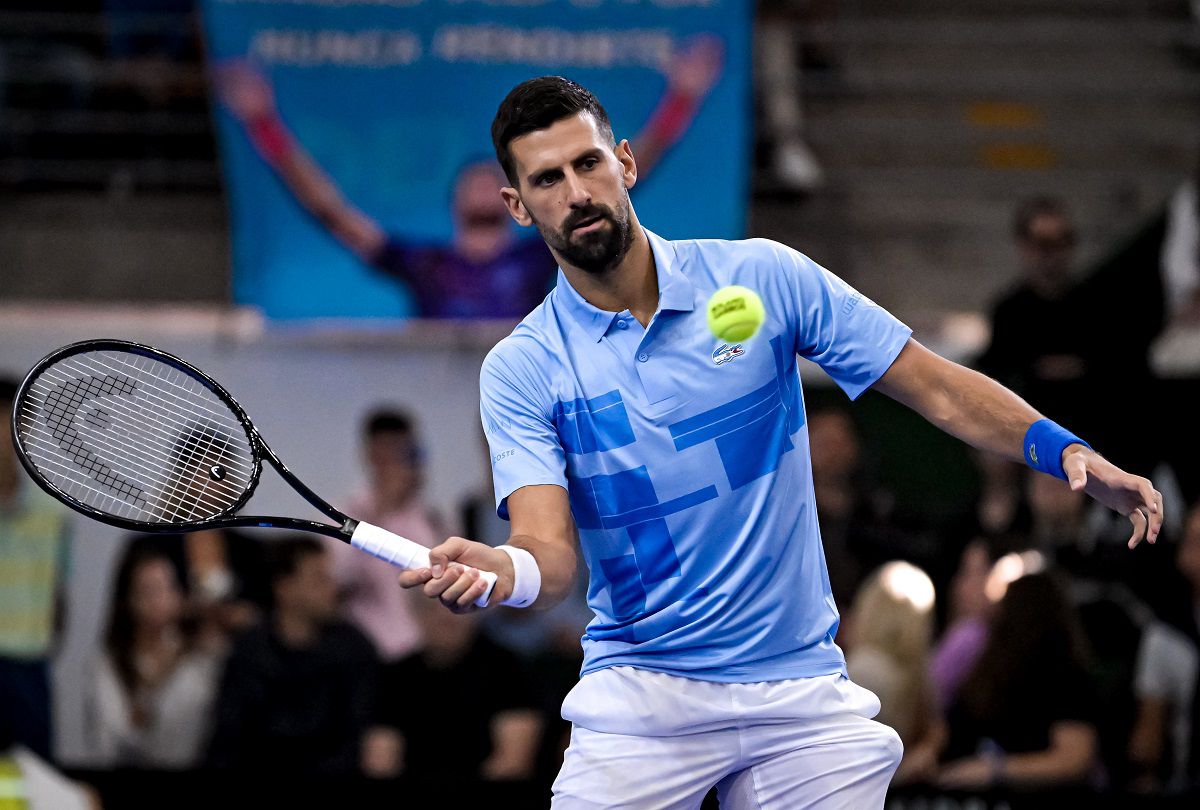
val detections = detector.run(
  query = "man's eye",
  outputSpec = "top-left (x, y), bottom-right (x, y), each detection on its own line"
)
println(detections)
top-left (582, 159), bottom-right (598, 169)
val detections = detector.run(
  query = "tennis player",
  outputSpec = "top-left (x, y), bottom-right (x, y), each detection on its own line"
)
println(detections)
top-left (398, 77), bottom-right (1164, 808)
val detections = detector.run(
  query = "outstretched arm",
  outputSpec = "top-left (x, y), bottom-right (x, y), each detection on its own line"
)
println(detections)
top-left (630, 35), bottom-right (724, 178)
top-left (873, 338), bottom-right (1163, 547)
top-left (214, 62), bottom-right (387, 262)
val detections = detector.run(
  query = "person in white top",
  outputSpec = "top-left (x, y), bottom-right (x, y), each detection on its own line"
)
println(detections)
top-left (1129, 501), bottom-right (1200, 793)
top-left (84, 544), bottom-right (224, 769)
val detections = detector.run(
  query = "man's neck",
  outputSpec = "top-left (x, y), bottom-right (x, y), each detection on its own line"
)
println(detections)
top-left (558, 222), bottom-right (658, 326)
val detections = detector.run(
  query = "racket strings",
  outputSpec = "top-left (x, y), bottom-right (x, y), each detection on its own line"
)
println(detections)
top-left (82, 351), bottom-right (251, 521)
top-left (26, 371), bottom-right (246, 523)
top-left (17, 349), bottom-right (256, 525)
top-left (23, 361), bottom-right (250, 500)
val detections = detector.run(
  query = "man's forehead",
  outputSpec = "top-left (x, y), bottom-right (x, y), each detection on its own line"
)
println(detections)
top-left (509, 112), bottom-right (610, 177)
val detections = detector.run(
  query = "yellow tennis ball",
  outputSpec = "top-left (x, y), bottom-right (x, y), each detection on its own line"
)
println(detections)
top-left (707, 285), bottom-right (765, 343)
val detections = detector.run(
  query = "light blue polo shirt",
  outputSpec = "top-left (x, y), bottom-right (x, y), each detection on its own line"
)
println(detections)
top-left (479, 228), bottom-right (912, 682)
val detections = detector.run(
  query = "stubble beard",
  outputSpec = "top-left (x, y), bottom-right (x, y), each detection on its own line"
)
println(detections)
top-left (535, 191), bottom-right (634, 277)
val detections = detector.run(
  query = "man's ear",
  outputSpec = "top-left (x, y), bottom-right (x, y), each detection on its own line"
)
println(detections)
top-left (616, 139), bottom-right (638, 191)
top-left (500, 186), bottom-right (533, 227)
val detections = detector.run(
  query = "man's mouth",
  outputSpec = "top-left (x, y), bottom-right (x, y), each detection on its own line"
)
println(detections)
top-left (572, 214), bottom-right (604, 233)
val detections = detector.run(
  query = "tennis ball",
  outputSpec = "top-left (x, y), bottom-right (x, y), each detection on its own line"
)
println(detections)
top-left (707, 285), bottom-right (765, 343)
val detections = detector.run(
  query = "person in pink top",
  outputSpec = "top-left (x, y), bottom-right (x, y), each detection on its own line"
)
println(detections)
top-left (328, 408), bottom-right (440, 662)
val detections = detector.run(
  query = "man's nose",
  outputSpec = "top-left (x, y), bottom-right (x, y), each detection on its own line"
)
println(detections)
top-left (564, 172), bottom-right (591, 207)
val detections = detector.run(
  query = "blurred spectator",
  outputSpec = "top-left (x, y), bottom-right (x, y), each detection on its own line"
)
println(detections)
top-left (205, 537), bottom-right (378, 775)
top-left (845, 561), bottom-right (945, 786)
top-left (972, 453), bottom-right (1030, 540)
top-left (213, 38), bottom-right (722, 318)
top-left (929, 540), bottom-right (994, 711)
top-left (459, 428), bottom-right (510, 549)
top-left (122, 529), bottom-right (270, 647)
top-left (327, 408), bottom-right (440, 663)
top-left (1, 715), bottom-right (100, 810)
top-left (363, 591), bottom-right (541, 784)
top-left (939, 571), bottom-right (1099, 791)
top-left (0, 377), bottom-right (71, 761)
top-left (977, 196), bottom-right (1089, 401)
top-left (808, 406), bottom-right (898, 610)
top-left (1128, 501), bottom-right (1200, 794)
top-left (1025, 473), bottom-right (1149, 788)
top-left (84, 544), bottom-right (223, 768)
top-left (1161, 154), bottom-right (1200, 327)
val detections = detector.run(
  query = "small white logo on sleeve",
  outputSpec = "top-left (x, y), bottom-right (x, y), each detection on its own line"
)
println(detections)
top-left (1028, 443), bottom-right (1038, 465)
top-left (712, 344), bottom-right (745, 365)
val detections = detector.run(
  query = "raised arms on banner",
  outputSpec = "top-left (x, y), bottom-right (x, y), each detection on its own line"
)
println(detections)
top-left (214, 44), bottom-right (723, 262)
top-left (214, 62), bottom-right (388, 262)
top-left (630, 35), bottom-right (724, 176)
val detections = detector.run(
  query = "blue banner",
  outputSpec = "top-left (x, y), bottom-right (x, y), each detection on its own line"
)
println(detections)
top-left (201, 0), bottom-right (751, 320)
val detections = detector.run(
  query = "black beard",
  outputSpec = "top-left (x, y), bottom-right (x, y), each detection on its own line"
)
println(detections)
top-left (537, 198), bottom-right (634, 276)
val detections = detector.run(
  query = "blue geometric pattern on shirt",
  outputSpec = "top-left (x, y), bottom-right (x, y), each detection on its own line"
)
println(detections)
top-left (668, 335), bottom-right (804, 489)
top-left (569, 465), bottom-right (717, 624)
top-left (552, 389), bottom-right (637, 455)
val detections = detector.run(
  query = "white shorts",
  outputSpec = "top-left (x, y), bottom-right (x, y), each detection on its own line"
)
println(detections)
top-left (551, 666), bottom-right (902, 809)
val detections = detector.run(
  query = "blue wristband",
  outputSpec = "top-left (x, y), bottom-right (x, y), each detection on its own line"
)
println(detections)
top-left (1023, 419), bottom-right (1090, 481)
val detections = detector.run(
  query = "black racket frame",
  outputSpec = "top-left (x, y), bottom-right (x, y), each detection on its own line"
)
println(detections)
top-left (11, 339), bottom-right (362, 542)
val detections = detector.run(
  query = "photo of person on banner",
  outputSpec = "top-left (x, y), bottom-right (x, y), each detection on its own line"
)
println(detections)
top-left (214, 37), bottom-right (723, 320)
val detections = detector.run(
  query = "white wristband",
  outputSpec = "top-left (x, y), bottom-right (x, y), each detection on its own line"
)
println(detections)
top-left (497, 545), bottom-right (541, 608)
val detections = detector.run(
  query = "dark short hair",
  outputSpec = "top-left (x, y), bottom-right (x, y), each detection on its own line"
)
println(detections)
top-left (1013, 195), bottom-right (1073, 241)
top-left (363, 407), bottom-right (414, 439)
top-left (491, 76), bottom-right (615, 187)
top-left (266, 536), bottom-right (326, 585)
top-left (0, 377), bottom-right (17, 406)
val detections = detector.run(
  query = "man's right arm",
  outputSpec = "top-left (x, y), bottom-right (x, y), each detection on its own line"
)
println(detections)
top-left (395, 484), bottom-right (578, 613)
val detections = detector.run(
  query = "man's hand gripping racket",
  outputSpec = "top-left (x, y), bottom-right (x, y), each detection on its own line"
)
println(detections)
top-left (9, 339), bottom-right (497, 606)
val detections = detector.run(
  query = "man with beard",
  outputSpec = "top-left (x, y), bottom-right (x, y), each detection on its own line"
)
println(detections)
top-left (398, 77), bottom-right (1165, 807)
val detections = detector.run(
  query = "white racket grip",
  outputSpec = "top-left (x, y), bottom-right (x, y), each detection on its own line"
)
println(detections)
top-left (349, 521), bottom-right (496, 607)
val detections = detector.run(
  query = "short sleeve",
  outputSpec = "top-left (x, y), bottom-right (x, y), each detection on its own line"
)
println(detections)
top-left (771, 241), bottom-right (912, 400)
top-left (479, 347), bottom-right (567, 520)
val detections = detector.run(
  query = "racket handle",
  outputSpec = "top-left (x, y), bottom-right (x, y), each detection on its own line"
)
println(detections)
top-left (349, 521), bottom-right (496, 607)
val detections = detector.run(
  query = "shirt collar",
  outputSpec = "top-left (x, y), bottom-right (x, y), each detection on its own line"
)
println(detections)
top-left (555, 227), bottom-right (696, 343)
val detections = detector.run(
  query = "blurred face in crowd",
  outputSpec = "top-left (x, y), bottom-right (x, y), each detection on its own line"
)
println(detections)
top-left (453, 162), bottom-right (510, 240)
top-left (1178, 504), bottom-right (1200, 591)
top-left (951, 541), bottom-right (993, 622)
top-left (366, 429), bottom-right (421, 508)
top-left (129, 557), bottom-right (184, 632)
top-left (501, 112), bottom-right (636, 276)
top-left (1018, 212), bottom-right (1075, 289)
top-left (275, 551), bottom-right (338, 623)
top-left (808, 410), bottom-right (860, 481)
top-left (1027, 472), bottom-right (1085, 526)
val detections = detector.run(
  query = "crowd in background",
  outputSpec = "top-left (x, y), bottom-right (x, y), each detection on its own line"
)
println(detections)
top-left (2, 184), bottom-right (1200, 801)
top-left (0, 5), bottom-right (1199, 804)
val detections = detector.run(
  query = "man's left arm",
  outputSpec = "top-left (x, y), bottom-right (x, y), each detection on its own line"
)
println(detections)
top-left (873, 338), bottom-right (1163, 547)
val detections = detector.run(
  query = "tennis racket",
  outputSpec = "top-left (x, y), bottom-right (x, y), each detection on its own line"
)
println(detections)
top-left (9, 338), bottom-right (496, 606)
